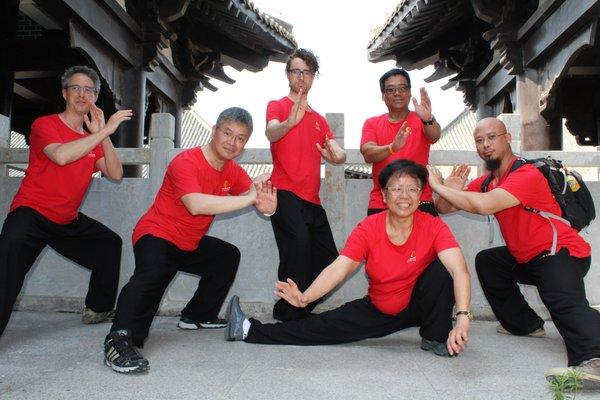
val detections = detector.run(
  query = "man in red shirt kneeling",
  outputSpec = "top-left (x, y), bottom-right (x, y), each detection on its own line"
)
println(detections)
top-left (0, 65), bottom-right (131, 339)
top-left (429, 117), bottom-right (600, 386)
top-left (104, 107), bottom-right (277, 374)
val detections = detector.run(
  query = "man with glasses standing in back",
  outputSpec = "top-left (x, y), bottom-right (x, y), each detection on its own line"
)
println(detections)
top-left (360, 68), bottom-right (442, 216)
top-left (0, 65), bottom-right (132, 339)
top-left (265, 48), bottom-right (346, 322)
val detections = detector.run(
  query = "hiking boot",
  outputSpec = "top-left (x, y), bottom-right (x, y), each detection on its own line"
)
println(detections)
top-left (104, 330), bottom-right (150, 374)
top-left (545, 358), bottom-right (600, 389)
top-left (420, 338), bottom-right (452, 357)
top-left (496, 324), bottom-right (546, 338)
top-left (225, 295), bottom-right (246, 341)
top-left (82, 308), bottom-right (115, 324)
top-left (178, 316), bottom-right (227, 330)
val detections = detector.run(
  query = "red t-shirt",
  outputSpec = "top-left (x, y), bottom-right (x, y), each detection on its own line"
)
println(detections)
top-left (467, 159), bottom-right (591, 263)
top-left (10, 114), bottom-right (104, 224)
top-left (132, 147), bottom-right (252, 251)
top-left (341, 210), bottom-right (459, 315)
top-left (361, 112), bottom-right (433, 209)
top-left (266, 97), bottom-right (333, 205)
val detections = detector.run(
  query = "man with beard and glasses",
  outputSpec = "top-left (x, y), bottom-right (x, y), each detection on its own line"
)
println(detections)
top-left (264, 48), bottom-right (346, 322)
top-left (427, 117), bottom-right (600, 386)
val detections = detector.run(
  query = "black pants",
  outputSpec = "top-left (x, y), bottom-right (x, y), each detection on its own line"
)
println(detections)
top-left (110, 234), bottom-right (240, 346)
top-left (246, 259), bottom-right (454, 345)
top-left (476, 246), bottom-right (600, 366)
top-left (0, 206), bottom-right (122, 338)
top-left (367, 201), bottom-right (438, 217)
top-left (270, 190), bottom-right (338, 321)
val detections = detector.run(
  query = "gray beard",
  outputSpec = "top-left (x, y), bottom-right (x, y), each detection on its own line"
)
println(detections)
top-left (484, 158), bottom-right (501, 171)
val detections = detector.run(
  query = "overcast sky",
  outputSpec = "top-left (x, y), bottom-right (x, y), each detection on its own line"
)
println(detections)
top-left (192, 0), bottom-right (465, 149)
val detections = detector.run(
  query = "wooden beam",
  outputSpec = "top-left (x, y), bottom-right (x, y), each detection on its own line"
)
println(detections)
top-left (13, 83), bottom-right (48, 104)
top-left (62, 0), bottom-right (141, 66)
top-left (15, 70), bottom-right (62, 79)
top-left (522, 0), bottom-right (599, 67)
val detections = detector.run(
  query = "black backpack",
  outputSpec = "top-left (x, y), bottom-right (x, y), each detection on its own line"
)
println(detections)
top-left (481, 157), bottom-right (595, 253)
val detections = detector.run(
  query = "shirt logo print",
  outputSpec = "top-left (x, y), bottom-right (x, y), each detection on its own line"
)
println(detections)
top-left (407, 250), bottom-right (417, 263)
top-left (221, 180), bottom-right (231, 193)
top-left (314, 120), bottom-right (321, 131)
top-left (87, 152), bottom-right (96, 158)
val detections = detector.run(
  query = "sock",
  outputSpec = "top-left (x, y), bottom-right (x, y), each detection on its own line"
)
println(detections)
top-left (242, 318), bottom-right (250, 339)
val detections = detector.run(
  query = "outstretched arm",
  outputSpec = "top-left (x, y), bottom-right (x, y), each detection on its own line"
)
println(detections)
top-left (428, 165), bottom-right (519, 215)
top-left (438, 247), bottom-right (471, 356)
top-left (275, 255), bottom-right (361, 307)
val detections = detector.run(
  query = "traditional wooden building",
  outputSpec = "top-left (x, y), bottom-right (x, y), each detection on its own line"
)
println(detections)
top-left (367, 0), bottom-right (600, 150)
top-left (0, 0), bottom-right (296, 157)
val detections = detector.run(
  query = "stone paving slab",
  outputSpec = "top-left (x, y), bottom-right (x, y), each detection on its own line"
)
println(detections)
top-left (0, 312), bottom-right (598, 400)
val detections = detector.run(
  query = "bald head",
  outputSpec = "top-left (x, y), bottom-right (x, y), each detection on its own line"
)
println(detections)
top-left (473, 117), bottom-right (513, 171)
top-left (474, 117), bottom-right (508, 137)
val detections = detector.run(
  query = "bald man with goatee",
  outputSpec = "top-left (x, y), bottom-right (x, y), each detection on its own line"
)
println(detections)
top-left (428, 117), bottom-right (600, 386)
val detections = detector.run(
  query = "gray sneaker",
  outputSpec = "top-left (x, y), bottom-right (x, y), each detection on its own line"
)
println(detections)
top-left (420, 338), bottom-right (452, 357)
top-left (82, 308), bottom-right (115, 324)
top-left (496, 324), bottom-right (546, 338)
top-left (225, 295), bottom-right (246, 341)
top-left (545, 358), bottom-right (600, 389)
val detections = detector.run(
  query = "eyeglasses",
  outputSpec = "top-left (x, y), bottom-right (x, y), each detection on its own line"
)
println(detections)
top-left (287, 69), bottom-right (314, 77)
top-left (474, 132), bottom-right (507, 146)
top-left (217, 126), bottom-right (249, 144)
top-left (66, 85), bottom-right (98, 95)
top-left (384, 85), bottom-right (410, 95)
top-left (385, 186), bottom-right (421, 196)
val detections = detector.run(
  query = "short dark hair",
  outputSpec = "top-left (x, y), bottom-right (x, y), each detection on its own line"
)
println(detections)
top-left (61, 65), bottom-right (101, 93)
top-left (379, 68), bottom-right (411, 93)
top-left (286, 48), bottom-right (319, 74)
top-left (378, 159), bottom-right (427, 189)
top-left (216, 107), bottom-right (253, 133)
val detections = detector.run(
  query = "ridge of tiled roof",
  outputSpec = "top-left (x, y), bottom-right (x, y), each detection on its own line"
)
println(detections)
top-left (367, 0), bottom-right (410, 48)
top-left (241, 0), bottom-right (297, 47)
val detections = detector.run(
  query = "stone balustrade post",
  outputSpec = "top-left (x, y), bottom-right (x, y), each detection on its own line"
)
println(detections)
top-left (324, 113), bottom-right (346, 248)
top-left (149, 113), bottom-right (175, 196)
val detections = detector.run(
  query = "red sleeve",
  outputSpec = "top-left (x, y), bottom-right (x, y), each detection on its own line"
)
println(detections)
top-left (340, 218), bottom-right (373, 262)
top-left (29, 117), bottom-right (61, 154)
top-left (498, 166), bottom-right (545, 207)
top-left (167, 156), bottom-right (204, 199)
top-left (431, 218), bottom-right (460, 253)
top-left (466, 175), bottom-right (486, 193)
top-left (228, 163), bottom-right (252, 195)
top-left (266, 100), bottom-right (285, 123)
top-left (321, 115), bottom-right (333, 141)
top-left (360, 118), bottom-right (377, 147)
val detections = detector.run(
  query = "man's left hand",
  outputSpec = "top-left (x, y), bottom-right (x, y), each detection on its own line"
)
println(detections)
top-left (446, 317), bottom-right (470, 356)
top-left (317, 138), bottom-right (345, 164)
top-left (412, 87), bottom-right (433, 121)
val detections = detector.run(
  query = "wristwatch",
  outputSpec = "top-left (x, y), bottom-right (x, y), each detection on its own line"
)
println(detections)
top-left (422, 116), bottom-right (436, 125)
top-left (453, 310), bottom-right (473, 321)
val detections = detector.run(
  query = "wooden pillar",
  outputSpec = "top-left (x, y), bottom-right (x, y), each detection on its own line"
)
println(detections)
top-left (119, 67), bottom-right (146, 176)
top-left (516, 68), bottom-right (550, 150)
top-left (0, 0), bottom-right (19, 118)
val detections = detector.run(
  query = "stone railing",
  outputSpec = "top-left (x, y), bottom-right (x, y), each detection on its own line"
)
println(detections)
top-left (1, 112), bottom-right (599, 319)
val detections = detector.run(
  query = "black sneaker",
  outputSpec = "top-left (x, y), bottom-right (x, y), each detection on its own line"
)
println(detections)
top-left (104, 330), bottom-right (150, 373)
top-left (420, 338), bottom-right (452, 357)
top-left (177, 316), bottom-right (227, 330)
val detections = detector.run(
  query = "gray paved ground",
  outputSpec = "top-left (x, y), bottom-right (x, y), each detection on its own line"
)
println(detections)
top-left (0, 311), bottom-right (598, 400)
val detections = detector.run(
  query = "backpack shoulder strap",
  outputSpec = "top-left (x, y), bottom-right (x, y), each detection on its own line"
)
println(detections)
top-left (480, 157), bottom-right (526, 193)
